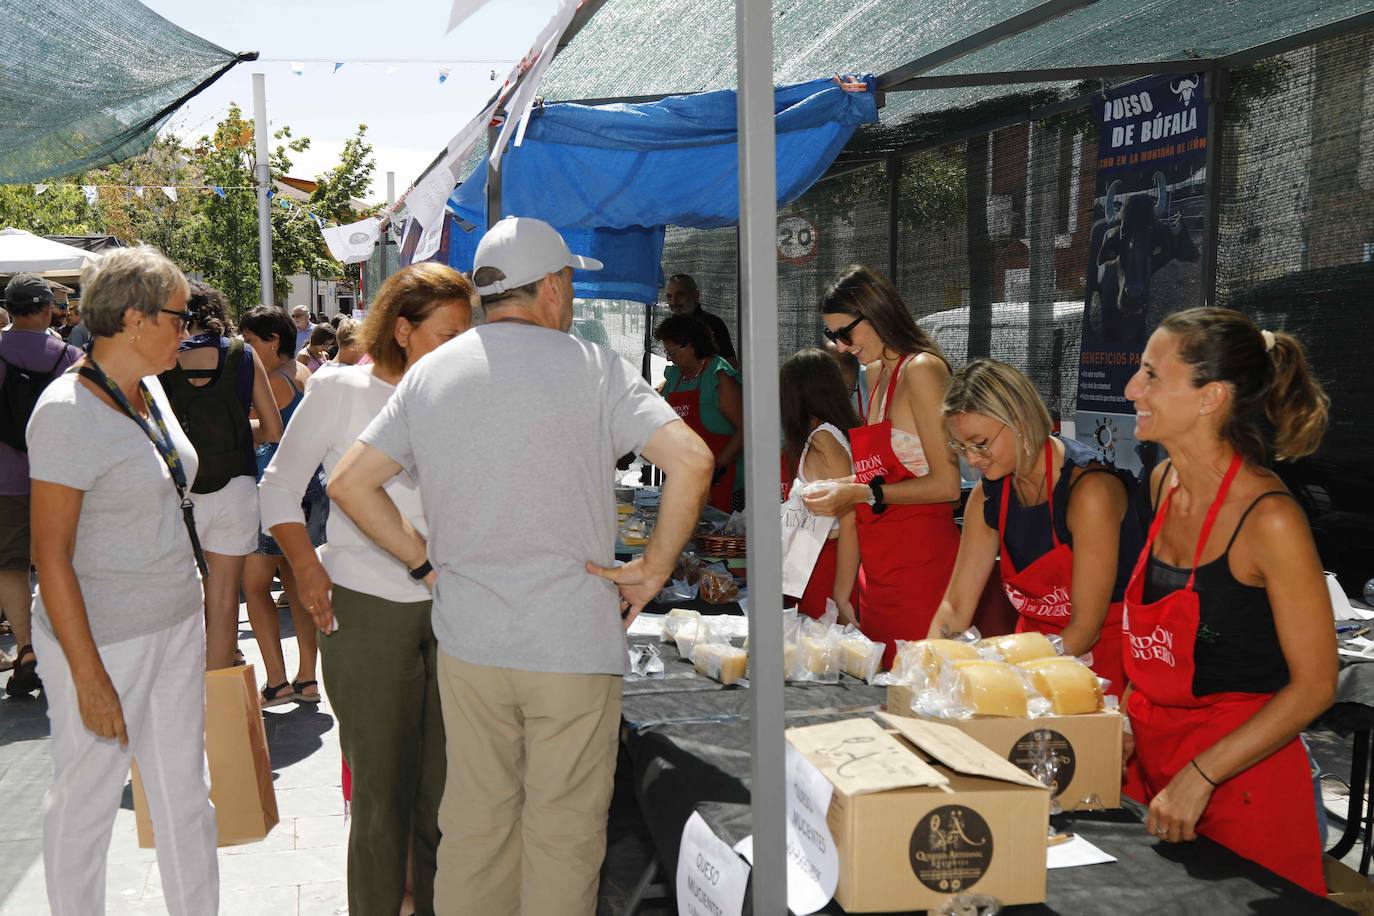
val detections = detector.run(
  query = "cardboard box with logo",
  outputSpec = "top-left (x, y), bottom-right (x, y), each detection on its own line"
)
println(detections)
top-left (887, 683), bottom-right (1123, 811)
top-left (787, 713), bottom-right (1049, 913)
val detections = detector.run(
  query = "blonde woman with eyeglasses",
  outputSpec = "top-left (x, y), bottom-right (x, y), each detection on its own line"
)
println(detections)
top-left (929, 358), bottom-right (1143, 696)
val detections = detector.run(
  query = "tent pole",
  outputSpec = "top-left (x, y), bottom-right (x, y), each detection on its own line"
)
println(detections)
top-left (736, 0), bottom-right (785, 912)
top-left (252, 73), bottom-right (275, 307)
top-left (486, 117), bottom-right (504, 229)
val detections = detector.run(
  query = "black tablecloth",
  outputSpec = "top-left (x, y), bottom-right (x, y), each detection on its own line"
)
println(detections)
top-left (621, 635), bottom-right (1346, 915)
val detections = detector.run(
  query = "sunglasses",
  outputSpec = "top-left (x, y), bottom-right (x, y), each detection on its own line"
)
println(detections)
top-left (823, 315), bottom-right (865, 345)
top-left (160, 307), bottom-right (191, 332)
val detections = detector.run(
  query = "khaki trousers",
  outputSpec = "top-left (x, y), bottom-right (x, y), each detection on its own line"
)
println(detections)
top-left (433, 654), bottom-right (621, 916)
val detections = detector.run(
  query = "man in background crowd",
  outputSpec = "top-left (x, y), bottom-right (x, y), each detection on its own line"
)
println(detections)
top-left (664, 272), bottom-right (737, 366)
top-left (290, 304), bottom-right (314, 352)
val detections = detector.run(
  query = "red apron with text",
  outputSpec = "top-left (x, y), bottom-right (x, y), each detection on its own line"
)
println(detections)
top-left (1122, 454), bottom-right (1323, 896)
top-left (851, 355), bottom-right (959, 667)
top-left (666, 379), bottom-right (736, 512)
top-left (998, 441), bottom-right (1126, 697)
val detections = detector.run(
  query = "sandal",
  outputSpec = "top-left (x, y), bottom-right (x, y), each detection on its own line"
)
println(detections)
top-left (292, 679), bottom-right (321, 703)
top-left (7, 645), bottom-right (40, 698)
top-left (260, 681), bottom-right (296, 708)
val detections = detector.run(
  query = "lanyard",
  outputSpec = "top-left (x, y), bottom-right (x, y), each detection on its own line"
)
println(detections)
top-left (76, 359), bottom-right (208, 577)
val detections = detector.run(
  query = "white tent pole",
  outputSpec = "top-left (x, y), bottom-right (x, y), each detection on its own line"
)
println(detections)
top-left (736, 0), bottom-right (785, 913)
top-left (252, 73), bottom-right (275, 307)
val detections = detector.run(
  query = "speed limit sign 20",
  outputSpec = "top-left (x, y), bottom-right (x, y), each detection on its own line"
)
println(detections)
top-left (777, 216), bottom-right (819, 265)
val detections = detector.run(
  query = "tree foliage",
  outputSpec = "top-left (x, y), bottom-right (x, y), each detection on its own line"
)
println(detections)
top-left (0, 108), bottom-right (377, 321)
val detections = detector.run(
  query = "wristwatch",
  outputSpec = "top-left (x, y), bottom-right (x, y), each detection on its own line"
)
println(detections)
top-left (867, 476), bottom-right (887, 515)
top-left (408, 559), bottom-right (434, 581)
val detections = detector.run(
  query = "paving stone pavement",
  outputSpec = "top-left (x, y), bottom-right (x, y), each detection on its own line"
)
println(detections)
top-left (0, 599), bottom-right (351, 916)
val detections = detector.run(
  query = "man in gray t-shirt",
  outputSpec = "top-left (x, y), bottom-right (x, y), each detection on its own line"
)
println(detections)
top-left (330, 217), bottom-right (712, 916)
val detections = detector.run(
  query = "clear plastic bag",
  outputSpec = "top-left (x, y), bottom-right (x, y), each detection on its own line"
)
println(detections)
top-left (673, 551), bottom-right (703, 586)
top-left (693, 643), bottom-right (748, 685)
top-left (698, 565), bottom-right (740, 605)
top-left (979, 631), bottom-right (1064, 664)
top-left (891, 629), bottom-right (984, 687)
top-left (656, 578), bottom-right (699, 603)
top-left (662, 608), bottom-right (700, 644)
top-left (1017, 656), bottom-right (1106, 716)
top-left (836, 625), bottom-right (885, 683)
top-left (793, 620), bottom-right (842, 684)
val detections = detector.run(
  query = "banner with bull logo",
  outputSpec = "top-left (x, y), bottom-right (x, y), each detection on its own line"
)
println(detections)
top-left (1075, 73), bottom-right (1207, 474)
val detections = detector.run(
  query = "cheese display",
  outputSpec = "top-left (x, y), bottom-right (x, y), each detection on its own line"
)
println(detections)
top-left (894, 639), bottom-right (980, 684)
top-left (799, 635), bottom-right (842, 680)
top-left (694, 644), bottom-right (748, 685)
top-left (949, 659), bottom-right (1029, 717)
top-left (1019, 657), bottom-right (1104, 715)
top-left (839, 633), bottom-right (884, 682)
top-left (980, 631), bottom-right (1058, 664)
top-left (662, 609), bottom-right (700, 643)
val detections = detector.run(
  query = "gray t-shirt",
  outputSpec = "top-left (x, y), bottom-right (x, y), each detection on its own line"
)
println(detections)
top-left (360, 322), bottom-right (679, 674)
top-left (28, 372), bottom-right (203, 646)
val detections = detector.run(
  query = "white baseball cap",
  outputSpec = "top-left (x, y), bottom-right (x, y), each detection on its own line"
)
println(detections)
top-left (472, 217), bottom-right (602, 296)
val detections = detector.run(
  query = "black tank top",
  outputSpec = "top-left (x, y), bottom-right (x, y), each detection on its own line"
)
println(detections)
top-left (982, 436), bottom-right (1143, 602)
top-left (1142, 474), bottom-right (1292, 697)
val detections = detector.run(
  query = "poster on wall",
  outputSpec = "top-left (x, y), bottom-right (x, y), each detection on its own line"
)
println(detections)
top-left (1075, 73), bottom-right (1207, 474)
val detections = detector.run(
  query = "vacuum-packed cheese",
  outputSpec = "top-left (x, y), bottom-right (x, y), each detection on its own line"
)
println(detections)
top-left (839, 635), bottom-right (884, 682)
top-left (895, 639), bottom-right (980, 684)
top-left (662, 608), bottom-right (700, 643)
top-left (800, 636), bottom-right (841, 678)
top-left (950, 659), bottom-right (1028, 717)
top-left (694, 644), bottom-right (748, 685)
top-left (1020, 657), bottom-right (1103, 715)
top-left (980, 632), bottom-right (1057, 664)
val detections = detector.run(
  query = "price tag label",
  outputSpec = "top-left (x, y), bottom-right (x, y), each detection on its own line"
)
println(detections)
top-left (677, 811), bottom-right (750, 916)
top-left (733, 744), bottom-right (839, 915)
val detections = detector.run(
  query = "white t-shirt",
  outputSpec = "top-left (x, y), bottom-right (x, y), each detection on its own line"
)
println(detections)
top-left (258, 364), bottom-right (429, 603)
top-left (28, 373), bottom-right (203, 646)
top-left (360, 322), bottom-right (680, 674)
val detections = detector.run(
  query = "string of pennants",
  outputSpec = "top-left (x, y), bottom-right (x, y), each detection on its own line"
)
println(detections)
top-left (281, 60), bottom-right (502, 83)
top-left (25, 183), bottom-right (345, 231)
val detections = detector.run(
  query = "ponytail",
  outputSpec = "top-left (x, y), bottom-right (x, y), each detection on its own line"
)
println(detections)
top-left (1265, 331), bottom-right (1329, 461)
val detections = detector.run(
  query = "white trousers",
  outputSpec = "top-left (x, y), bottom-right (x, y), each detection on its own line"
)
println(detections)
top-left (35, 611), bottom-right (219, 915)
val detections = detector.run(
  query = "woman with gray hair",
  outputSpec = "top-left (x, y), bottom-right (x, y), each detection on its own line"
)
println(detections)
top-left (27, 245), bottom-right (218, 913)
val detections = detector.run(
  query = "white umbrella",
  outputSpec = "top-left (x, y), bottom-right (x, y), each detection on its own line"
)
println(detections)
top-left (0, 227), bottom-right (103, 274)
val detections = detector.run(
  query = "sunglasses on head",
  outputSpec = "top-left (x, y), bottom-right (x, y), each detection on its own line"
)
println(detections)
top-left (823, 315), bottom-right (864, 345)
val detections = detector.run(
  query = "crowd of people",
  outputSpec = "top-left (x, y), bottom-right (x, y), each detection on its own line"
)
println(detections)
top-left (0, 209), bottom-right (1340, 912)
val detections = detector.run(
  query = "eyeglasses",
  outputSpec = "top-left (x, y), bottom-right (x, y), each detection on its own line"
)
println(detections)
top-left (160, 308), bottom-right (191, 331)
top-left (947, 424), bottom-right (1007, 460)
top-left (823, 315), bottom-right (865, 345)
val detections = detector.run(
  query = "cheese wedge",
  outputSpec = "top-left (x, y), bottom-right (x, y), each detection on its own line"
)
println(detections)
top-left (839, 635), bottom-right (883, 682)
top-left (894, 639), bottom-right (980, 684)
top-left (800, 636), bottom-right (841, 678)
top-left (950, 659), bottom-right (1028, 717)
top-left (981, 631), bottom-right (1057, 664)
top-left (695, 644), bottom-right (748, 685)
top-left (1020, 657), bottom-right (1103, 715)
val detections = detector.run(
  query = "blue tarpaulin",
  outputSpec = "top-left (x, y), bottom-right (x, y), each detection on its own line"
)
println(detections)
top-left (446, 77), bottom-right (878, 303)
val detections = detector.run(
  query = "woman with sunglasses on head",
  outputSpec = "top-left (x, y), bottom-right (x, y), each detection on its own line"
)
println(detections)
top-left (780, 348), bottom-right (861, 623)
top-left (928, 358), bottom-right (1141, 695)
top-left (655, 313), bottom-right (744, 512)
top-left (804, 266), bottom-right (961, 665)
top-left (1117, 308), bottom-right (1334, 895)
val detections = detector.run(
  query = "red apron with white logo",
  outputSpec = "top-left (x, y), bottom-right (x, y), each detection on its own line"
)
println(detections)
top-left (666, 375), bottom-right (736, 513)
top-left (850, 355), bottom-right (959, 667)
top-left (1122, 454), bottom-right (1323, 896)
top-left (998, 440), bottom-right (1126, 696)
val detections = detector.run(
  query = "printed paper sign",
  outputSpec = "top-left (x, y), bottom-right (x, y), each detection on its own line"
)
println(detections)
top-left (677, 812), bottom-right (749, 916)
top-left (733, 744), bottom-right (839, 915)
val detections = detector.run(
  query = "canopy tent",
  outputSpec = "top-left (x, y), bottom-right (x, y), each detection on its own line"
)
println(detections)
top-left (442, 77), bottom-right (878, 302)
top-left (0, 228), bottom-right (104, 277)
top-left (0, 0), bottom-right (253, 183)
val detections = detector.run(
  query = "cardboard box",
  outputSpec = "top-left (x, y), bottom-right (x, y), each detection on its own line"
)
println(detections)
top-left (787, 714), bottom-right (1049, 913)
top-left (887, 684), bottom-right (1123, 810)
top-left (1326, 856), bottom-right (1374, 915)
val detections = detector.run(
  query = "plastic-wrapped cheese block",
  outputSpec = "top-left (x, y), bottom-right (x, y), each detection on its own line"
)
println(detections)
top-left (695, 644), bottom-right (748, 685)
top-left (839, 635), bottom-right (884, 682)
top-left (674, 622), bottom-right (700, 660)
top-left (895, 639), bottom-right (980, 684)
top-left (800, 636), bottom-right (841, 678)
top-left (950, 659), bottom-right (1029, 717)
top-left (663, 608), bottom-right (700, 643)
top-left (980, 631), bottom-right (1057, 664)
top-left (1020, 657), bottom-right (1103, 715)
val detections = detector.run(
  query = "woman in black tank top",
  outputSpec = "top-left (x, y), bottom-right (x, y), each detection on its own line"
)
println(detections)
top-left (1119, 307), bottom-right (1335, 895)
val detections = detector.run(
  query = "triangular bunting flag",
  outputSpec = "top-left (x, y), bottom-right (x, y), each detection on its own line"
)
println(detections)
top-left (82, 185), bottom-right (98, 206)
top-left (438, 67), bottom-right (451, 84)
top-left (134, 186), bottom-right (145, 198)
top-left (33, 184), bottom-right (48, 195)
top-left (290, 61), bottom-right (305, 76)
top-left (163, 186), bottom-right (178, 202)
top-left (213, 186), bottom-right (227, 198)
top-left (266, 188), bottom-right (275, 199)
top-left (334, 62), bottom-right (344, 73)
top-left (385, 65), bottom-right (399, 75)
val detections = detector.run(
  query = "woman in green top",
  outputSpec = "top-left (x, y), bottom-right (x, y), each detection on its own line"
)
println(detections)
top-left (655, 314), bottom-right (744, 511)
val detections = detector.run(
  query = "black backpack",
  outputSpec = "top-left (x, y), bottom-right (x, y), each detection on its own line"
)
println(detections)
top-left (161, 337), bottom-right (254, 494)
top-left (0, 345), bottom-right (71, 452)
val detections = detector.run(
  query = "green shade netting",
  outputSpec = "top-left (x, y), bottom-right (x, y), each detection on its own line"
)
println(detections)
top-left (0, 0), bottom-right (244, 183)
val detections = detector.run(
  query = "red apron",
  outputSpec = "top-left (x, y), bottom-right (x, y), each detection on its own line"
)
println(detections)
top-left (1122, 454), bottom-right (1324, 896)
top-left (998, 440), bottom-right (1126, 697)
top-left (850, 355), bottom-right (959, 666)
top-left (666, 370), bottom-right (737, 512)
